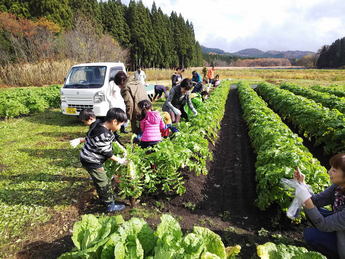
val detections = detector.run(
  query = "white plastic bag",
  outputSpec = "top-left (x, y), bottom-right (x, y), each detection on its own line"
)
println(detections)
top-left (281, 178), bottom-right (313, 219)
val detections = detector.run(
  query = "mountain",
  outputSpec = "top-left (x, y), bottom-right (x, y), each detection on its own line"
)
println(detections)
top-left (201, 46), bottom-right (226, 55)
top-left (232, 48), bottom-right (265, 57)
top-left (201, 46), bottom-right (314, 59)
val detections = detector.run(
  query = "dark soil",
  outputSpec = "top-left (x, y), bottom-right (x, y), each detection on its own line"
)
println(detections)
top-left (14, 88), bottom-right (309, 259)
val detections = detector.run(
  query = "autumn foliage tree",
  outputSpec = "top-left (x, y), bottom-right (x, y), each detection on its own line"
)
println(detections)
top-left (0, 12), bottom-right (127, 65)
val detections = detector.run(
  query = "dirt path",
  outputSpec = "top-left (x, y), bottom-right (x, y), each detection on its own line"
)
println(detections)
top-left (200, 88), bottom-right (259, 223)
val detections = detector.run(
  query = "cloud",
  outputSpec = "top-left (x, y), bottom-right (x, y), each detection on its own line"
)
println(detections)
top-left (121, 0), bottom-right (345, 52)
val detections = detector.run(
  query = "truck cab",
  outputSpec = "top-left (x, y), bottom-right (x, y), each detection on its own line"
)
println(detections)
top-left (60, 62), bottom-right (126, 117)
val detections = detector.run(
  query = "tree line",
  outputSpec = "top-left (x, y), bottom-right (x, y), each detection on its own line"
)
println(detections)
top-left (0, 0), bottom-right (203, 69)
top-left (317, 37), bottom-right (345, 69)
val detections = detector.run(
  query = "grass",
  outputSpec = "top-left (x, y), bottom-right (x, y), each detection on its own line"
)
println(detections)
top-left (0, 110), bottom-right (89, 255)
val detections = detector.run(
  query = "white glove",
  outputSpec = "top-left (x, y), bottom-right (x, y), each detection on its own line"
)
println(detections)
top-left (117, 157), bottom-right (128, 165)
top-left (295, 183), bottom-right (312, 204)
top-left (70, 138), bottom-right (82, 148)
top-left (193, 111), bottom-right (198, 116)
top-left (173, 108), bottom-right (182, 116)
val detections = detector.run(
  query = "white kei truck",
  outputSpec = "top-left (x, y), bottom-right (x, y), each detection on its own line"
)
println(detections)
top-left (60, 62), bottom-right (154, 116)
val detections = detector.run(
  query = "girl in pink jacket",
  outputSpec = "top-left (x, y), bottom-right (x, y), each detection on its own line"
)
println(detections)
top-left (138, 100), bottom-right (165, 148)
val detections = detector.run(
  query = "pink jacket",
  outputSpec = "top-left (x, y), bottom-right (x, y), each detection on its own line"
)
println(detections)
top-left (140, 111), bottom-right (165, 142)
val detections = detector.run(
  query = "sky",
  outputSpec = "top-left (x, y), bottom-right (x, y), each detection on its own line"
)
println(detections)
top-left (121, 0), bottom-right (345, 53)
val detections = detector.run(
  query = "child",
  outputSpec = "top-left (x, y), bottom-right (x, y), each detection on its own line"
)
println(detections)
top-left (138, 100), bottom-right (165, 148)
top-left (70, 108), bottom-right (125, 149)
top-left (213, 74), bottom-right (221, 87)
top-left (160, 112), bottom-right (178, 137)
top-left (70, 109), bottom-right (98, 148)
top-left (80, 108), bottom-right (128, 212)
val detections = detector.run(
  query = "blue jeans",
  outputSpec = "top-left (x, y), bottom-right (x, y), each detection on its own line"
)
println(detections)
top-left (304, 208), bottom-right (339, 258)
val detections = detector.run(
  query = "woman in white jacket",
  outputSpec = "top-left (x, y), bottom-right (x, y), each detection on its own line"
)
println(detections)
top-left (107, 80), bottom-right (127, 133)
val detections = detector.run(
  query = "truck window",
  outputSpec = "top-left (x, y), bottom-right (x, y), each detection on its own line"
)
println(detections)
top-left (109, 67), bottom-right (124, 81)
top-left (64, 66), bottom-right (107, 88)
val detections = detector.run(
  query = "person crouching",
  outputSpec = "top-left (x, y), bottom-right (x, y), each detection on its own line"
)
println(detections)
top-left (138, 100), bottom-right (165, 148)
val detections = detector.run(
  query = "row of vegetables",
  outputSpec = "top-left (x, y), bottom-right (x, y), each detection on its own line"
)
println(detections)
top-left (0, 85), bottom-right (61, 118)
top-left (105, 81), bottom-right (231, 202)
top-left (256, 82), bottom-right (345, 154)
top-left (237, 82), bottom-right (329, 211)
top-left (280, 82), bottom-right (345, 114)
top-left (59, 213), bottom-right (326, 259)
top-left (311, 84), bottom-right (345, 98)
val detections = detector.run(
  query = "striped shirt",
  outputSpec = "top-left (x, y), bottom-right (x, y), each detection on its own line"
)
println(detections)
top-left (80, 122), bottom-right (115, 169)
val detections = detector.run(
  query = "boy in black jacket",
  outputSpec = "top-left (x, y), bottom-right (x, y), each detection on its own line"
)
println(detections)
top-left (80, 108), bottom-right (128, 212)
top-left (70, 109), bottom-right (98, 148)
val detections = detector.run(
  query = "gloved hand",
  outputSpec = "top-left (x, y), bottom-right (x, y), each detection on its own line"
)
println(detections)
top-left (295, 183), bottom-right (312, 204)
top-left (173, 108), bottom-right (182, 116)
top-left (117, 157), bottom-right (128, 165)
top-left (193, 111), bottom-right (198, 117)
top-left (70, 138), bottom-right (82, 148)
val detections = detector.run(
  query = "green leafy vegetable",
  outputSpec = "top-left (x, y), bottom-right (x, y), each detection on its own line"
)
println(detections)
top-left (0, 85), bottom-right (61, 118)
top-left (59, 213), bottom-right (241, 259)
top-left (257, 242), bottom-right (326, 259)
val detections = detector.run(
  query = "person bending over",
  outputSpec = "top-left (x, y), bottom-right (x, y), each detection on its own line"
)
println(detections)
top-left (162, 78), bottom-right (197, 123)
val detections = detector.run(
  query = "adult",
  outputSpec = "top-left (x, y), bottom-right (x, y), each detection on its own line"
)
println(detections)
top-left (191, 71), bottom-right (203, 93)
top-left (153, 85), bottom-right (169, 102)
top-left (134, 67), bottom-right (147, 85)
top-left (207, 66), bottom-right (215, 85)
top-left (107, 80), bottom-right (126, 112)
top-left (293, 153), bottom-right (345, 259)
top-left (162, 78), bottom-right (197, 123)
top-left (192, 71), bottom-right (202, 84)
top-left (107, 79), bottom-right (127, 133)
top-left (171, 67), bottom-right (184, 87)
top-left (114, 71), bottom-right (149, 134)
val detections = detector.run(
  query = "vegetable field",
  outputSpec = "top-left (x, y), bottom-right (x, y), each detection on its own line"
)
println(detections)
top-left (0, 76), bottom-right (343, 258)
